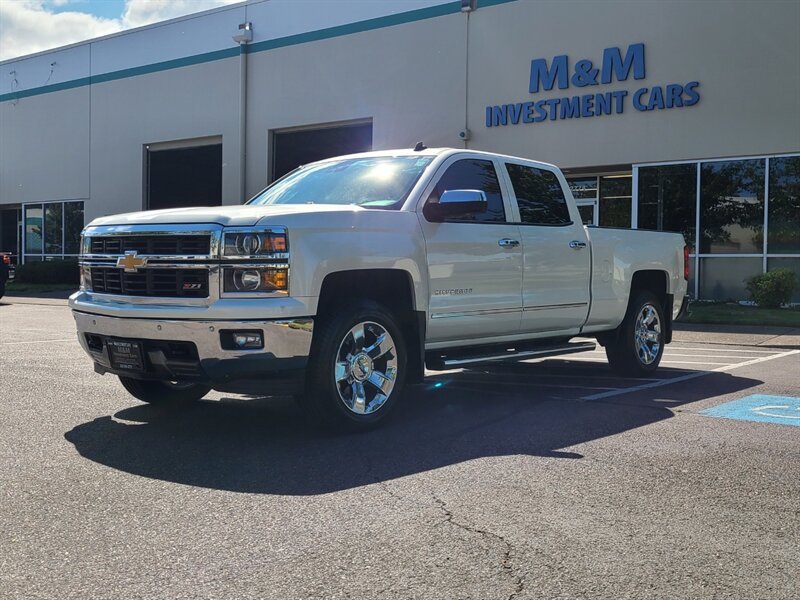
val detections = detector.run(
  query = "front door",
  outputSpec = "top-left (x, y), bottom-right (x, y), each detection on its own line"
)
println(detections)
top-left (501, 160), bottom-right (591, 335)
top-left (418, 156), bottom-right (523, 344)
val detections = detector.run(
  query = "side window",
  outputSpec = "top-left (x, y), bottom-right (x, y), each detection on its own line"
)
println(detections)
top-left (426, 159), bottom-right (506, 223)
top-left (506, 163), bottom-right (572, 226)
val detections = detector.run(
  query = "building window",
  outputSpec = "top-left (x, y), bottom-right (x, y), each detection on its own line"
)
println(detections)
top-left (637, 163), bottom-right (697, 250)
top-left (23, 201), bottom-right (84, 262)
top-left (567, 177), bottom-right (598, 225)
top-left (24, 205), bottom-right (43, 255)
top-left (700, 159), bottom-right (765, 254)
top-left (566, 174), bottom-right (633, 228)
top-left (768, 156), bottom-right (800, 254)
top-left (598, 175), bottom-right (632, 228)
top-left (698, 257), bottom-right (763, 302)
top-left (634, 153), bottom-right (800, 301)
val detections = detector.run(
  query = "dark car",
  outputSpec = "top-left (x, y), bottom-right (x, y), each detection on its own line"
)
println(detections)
top-left (0, 253), bottom-right (15, 299)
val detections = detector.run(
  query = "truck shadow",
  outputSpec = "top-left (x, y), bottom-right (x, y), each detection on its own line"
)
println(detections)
top-left (64, 366), bottom-right (760, 495)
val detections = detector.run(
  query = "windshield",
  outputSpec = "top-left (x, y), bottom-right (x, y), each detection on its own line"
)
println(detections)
top-left (248, 156), bottom-right (434, 209)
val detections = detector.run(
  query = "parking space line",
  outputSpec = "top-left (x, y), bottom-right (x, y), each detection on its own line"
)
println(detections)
top-left (662, 354), bottom-right (777, 359)
top-left (582, 349), bottom-right (800, 401)
top-left (445, 381), bottom-right (618, 391)
top-left (660, 360), bottom-right (737, 365)
top-left (462, 371), bottom-right (663, 382)
top-left (667, 347), bottom-right (781, 354)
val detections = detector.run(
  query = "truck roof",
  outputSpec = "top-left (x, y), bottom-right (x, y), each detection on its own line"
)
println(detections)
top-left (311, 147), bottom-right (560, 171)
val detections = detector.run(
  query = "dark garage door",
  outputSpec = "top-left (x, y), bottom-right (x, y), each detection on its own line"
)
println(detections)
top-left (272, 122), bottom-right (372, 181)
top-left (147, 144), bottom-right (222, 210)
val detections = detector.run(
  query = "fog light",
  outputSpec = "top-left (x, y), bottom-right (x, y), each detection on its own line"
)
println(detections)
top-left (220, 329), bottom-right (264, 350)
top-left (233, 333), bottom-right (262, 348)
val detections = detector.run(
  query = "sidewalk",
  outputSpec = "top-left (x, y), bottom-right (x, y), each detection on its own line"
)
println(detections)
top-left (2, 290), bottom-right (74, 306)
top-left (3, 292), bottom-right (800, 349)
top-left (673, 322), bottom-right (800, 349)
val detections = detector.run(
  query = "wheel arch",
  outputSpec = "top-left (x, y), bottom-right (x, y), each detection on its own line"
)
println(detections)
top-left (316, 269), bottom-right (426, 383)
top-left (598, 269), bottom-right (674, 346)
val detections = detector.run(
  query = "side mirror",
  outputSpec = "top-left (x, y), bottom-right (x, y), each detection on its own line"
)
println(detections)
top-left (424, 189), bottom-right (487, 222)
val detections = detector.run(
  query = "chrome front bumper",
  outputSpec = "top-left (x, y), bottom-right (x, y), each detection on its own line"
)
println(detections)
top-left (72, 310), bottom-right (314, 392)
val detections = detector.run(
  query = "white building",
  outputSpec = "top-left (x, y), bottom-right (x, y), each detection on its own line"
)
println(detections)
top-left (1, 0), bottom-right (798, 300)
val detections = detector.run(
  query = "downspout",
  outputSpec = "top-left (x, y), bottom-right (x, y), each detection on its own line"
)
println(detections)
top-left (234, 22), bottom-right (252, 204)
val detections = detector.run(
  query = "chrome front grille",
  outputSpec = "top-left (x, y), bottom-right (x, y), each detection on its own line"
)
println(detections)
top-left (90, 267), bottom-right (210, 298)
top-left (90, 235), bottom-right (210, 256)
top-left (81, 224), bottom-right (221, 301)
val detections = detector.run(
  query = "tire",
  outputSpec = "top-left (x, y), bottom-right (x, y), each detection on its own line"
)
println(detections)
top-left (118, 376), bottom-right (211, 405)
top-left (605, 290), bottom-right (666, 376)
top-left (298, 300), bottom-right (407, 431)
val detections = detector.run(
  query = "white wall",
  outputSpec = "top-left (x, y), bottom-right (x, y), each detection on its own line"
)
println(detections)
top-left (467, 0), bottom-right (800, 167)
top-left (1, 0), bottom-right (798, 221)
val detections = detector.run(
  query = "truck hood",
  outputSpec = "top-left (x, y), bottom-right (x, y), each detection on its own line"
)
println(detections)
top-left (88, 204), bottom-right (368, 228)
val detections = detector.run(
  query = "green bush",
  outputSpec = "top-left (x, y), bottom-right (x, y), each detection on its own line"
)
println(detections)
top-left (745, 268), bottom-right (797, 308)
top-left (14, 259), bottom-right (79, 284)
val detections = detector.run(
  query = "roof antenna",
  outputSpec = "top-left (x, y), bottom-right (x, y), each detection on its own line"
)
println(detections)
top-left (413, 141), bottom-right (427, 152)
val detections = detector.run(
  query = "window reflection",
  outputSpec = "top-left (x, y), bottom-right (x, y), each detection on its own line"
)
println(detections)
top-left (768, 157), bottom-right (800, 254)
top-left (23, 200), bottom-right (84, 260)
top-left (25, 205), bottom-right (43, 254)
top-left (700, 159), bottom-right (765, 254)
top-left (64, 202), bottom-right (84, 254)
top-left (45, 202), bottom-right (63, 254)
top-left (638, 163), bottom-right (697, 250)
top-left (699, 257), bottom-right (763, 300)
top-left (567, 177), bottom-right (597, 200)
top-left (599, 175), bottom-right (631, 228)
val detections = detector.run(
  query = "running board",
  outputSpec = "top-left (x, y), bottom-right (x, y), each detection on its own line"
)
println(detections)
top-left (425, 341), bottom-right (597, 370)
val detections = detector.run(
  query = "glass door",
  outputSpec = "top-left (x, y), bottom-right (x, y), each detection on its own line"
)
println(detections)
top-left (576, 201), bottom-right (597, 225)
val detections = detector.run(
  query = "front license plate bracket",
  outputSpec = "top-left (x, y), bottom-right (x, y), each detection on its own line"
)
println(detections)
top-left (106, 338), bottom-right (145, 372)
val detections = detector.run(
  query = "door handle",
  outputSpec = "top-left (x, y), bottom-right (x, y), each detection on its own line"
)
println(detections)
top-left (498, 238), bottom-right (520, 248)
top-left (569, 240), bottom-right (587, 249)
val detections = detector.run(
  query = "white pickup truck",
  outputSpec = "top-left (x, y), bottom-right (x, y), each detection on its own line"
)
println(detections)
top-left (70, 147), bottom-right (688, 429)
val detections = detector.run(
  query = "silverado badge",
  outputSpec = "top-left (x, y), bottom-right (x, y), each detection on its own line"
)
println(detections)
top-left (117, 250), bottom-right (147, 273)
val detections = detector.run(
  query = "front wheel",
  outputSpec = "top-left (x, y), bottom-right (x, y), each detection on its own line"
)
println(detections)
top-left (118, 376), bottom-right (211, 405)
top-left (298, 301), bottom-right (407, 431)
top-left (605, 291), bottom-right (666, 376)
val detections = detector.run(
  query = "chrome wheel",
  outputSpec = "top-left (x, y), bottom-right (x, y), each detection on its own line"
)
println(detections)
top-left (634, 303), bottom-right (662, 365)
top-left (334, 321), bottom-right (398, 415)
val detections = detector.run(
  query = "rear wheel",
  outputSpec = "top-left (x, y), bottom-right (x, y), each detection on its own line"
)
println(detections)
top-left (605, 291), bottom-right (665, 376)
top-left (298, 301), bottom-right (407, 431)
top-left (118, 376), bottom-right (210, 405)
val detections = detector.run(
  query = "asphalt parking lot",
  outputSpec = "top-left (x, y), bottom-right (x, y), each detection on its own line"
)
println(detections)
top-left (1, 300), bottom-right (799, 599)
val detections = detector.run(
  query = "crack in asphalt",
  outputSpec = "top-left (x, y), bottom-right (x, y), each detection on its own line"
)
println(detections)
top-left (431, 494), bottom-right (525, 600)
top-left (365, 457), bottom-right (526, 600)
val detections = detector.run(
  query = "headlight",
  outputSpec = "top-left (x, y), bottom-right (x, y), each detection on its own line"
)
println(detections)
top-left (222, 266), bottom-right (288, 294)
top-left (220, 227), bottom-right (289, 295)
top-left (222, 228), bottom-right (287, 257)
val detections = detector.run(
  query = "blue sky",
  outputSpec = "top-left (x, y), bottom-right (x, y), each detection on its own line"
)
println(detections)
top-left (49, 0), bottom-right (128, 20)
top-left (0, 0), bottom-right (241, 61)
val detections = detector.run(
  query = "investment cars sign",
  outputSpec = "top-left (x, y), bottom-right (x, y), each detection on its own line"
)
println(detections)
top-left (485, 43), bottom-right (700, 128)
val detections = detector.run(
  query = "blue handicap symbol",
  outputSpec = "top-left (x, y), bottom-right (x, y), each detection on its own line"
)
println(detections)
top-left (702, 394), bottom-right (800, 427)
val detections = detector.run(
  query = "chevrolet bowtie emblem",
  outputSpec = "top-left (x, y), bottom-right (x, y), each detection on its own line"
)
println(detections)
top-left (117, 251), bottom-right (147, 273)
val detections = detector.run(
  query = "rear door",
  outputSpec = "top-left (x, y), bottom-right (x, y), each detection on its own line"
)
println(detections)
top-left (501, 161), bottom-right (591, 335)
top-left (418, 155), bottom-right (523, 344)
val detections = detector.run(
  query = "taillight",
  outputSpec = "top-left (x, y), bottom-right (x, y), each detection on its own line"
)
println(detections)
top-left (683, 245), bottom-right (690, 281)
